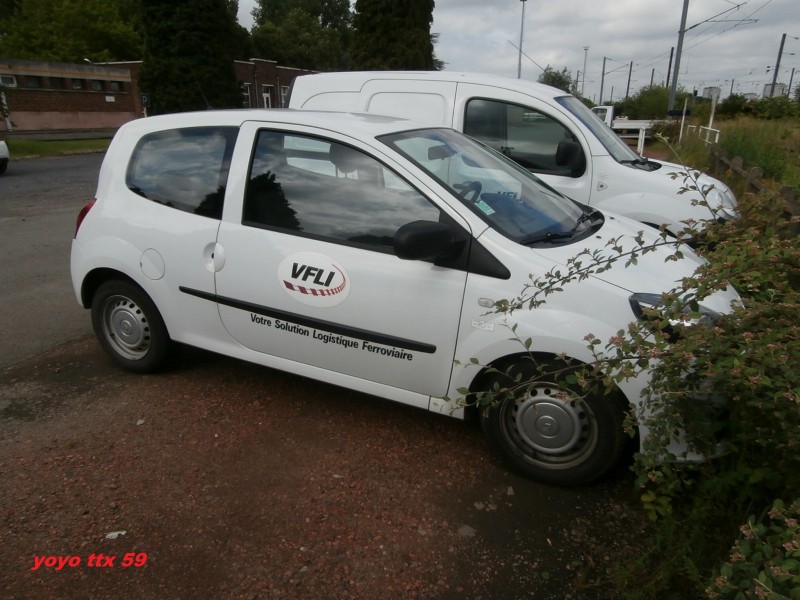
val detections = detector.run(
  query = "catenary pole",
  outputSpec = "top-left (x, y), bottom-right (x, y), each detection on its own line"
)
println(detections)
top-left (668, 0), bottom-right (689, 112)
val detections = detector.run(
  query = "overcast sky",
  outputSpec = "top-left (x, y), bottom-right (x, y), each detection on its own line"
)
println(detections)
top-left (237, 0), bottom-right (800, 103)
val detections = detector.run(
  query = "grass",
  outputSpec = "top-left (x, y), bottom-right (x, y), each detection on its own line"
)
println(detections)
top-left (646, 117), bottom-right (800, 194)
top-left (5, 137), bottom-right (111, 158)
top-left (715, 117), bottom-right (800, 190)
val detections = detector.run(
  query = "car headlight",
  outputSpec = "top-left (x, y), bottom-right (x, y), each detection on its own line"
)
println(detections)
top-left (705, 188), bottom-right (738, 221)
top-left (629, 292), bottom-right (721, 341)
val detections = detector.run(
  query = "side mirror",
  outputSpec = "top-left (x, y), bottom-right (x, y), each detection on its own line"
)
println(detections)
top-left (555, 140), bottom-right (585, 176)
top-left (394, 220), bottom-right (455, 261)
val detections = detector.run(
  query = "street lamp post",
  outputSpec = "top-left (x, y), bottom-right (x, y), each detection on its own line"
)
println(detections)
top-left (517, 0), bottom-right (527, 79)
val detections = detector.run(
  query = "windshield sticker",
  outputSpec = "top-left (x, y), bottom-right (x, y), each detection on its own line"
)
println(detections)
top-left (475, 200), bottom-right (496, 216)
top-left (278, 252), bottom-right (350, 307)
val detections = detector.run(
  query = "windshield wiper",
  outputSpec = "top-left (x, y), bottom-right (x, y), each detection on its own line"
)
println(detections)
top-left (621, 157), bottom-right (651, 166)
top-left (520, 230), bottom-right (576, 245)
top-left (521, 208), bottom-right (603, 246)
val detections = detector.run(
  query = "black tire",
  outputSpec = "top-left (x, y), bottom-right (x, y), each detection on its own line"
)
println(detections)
top-left (91, 280), bottom-right (169, 373)
top-left (480, 358), bottom-right (627, 486)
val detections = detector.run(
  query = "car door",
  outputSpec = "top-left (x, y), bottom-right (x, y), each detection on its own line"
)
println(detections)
top-left (456, 85), bottom-right (593, 203)
top-left (213, 123), bottom-right (471, 401)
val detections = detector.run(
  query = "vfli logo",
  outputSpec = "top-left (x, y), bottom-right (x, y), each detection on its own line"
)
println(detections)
top-left (278, 252), bottom-right (350, 307)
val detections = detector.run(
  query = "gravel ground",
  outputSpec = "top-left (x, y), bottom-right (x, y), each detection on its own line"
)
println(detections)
top-left (1, 337), bottom-right (649, 599)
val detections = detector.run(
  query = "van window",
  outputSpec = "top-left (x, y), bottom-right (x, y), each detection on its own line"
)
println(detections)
top-left (126, 127), bottom-right (237, 219)
top-left (464, 99), bottom-right (585, 178)
top-left (557, 95), bottom-right (640, 163)
top-left (244, 131), bottom-right (441, 251)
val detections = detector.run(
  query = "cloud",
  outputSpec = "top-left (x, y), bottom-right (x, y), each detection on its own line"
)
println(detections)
top-left (239, 0), bottom-right (800, 101)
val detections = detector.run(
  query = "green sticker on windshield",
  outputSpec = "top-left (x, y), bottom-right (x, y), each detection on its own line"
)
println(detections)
top-left (475, 200), bottom-right (496, 216)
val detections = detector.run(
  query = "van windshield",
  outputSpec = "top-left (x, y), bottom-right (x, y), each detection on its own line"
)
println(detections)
top-left (380, 128), bottom-right (593, 245)
top-left (556, 96), bottom-right (640, 163)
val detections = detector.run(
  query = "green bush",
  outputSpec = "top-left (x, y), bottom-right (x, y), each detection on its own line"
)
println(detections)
top-left (607, 183), bottom-right (800, 598)
top-left (707, 499), bottom-right (800, 599)
top-left (459, 139), bottom-right (800, 598)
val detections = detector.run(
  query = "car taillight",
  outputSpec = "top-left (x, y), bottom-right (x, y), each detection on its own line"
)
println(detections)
top-left (75, 199), bottom-right (96, 238)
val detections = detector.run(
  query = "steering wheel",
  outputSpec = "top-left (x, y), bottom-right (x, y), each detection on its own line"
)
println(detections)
top-left (454, 180), bottom-right (482, 203)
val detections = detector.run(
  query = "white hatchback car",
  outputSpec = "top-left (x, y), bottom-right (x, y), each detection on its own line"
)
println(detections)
top-left (71, 110), bottom-right (737, 485)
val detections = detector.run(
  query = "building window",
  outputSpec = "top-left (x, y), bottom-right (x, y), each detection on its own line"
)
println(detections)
top-left (24, 76), bottom-right (42, 88)
top-left (280, 86), bottom-right (289, 108)
top-left (0, 74), bottom-right (17, 87)
top-left (71, 79), bottom-right (84, 90)
top-left (108, 81), bottom-right (122, 92)
top-left (90, 80), bottom-right (103, 91)
top-left (262, 84), bottom-right (273, 108)
top-left (242, 83), bottom-right (251, 108)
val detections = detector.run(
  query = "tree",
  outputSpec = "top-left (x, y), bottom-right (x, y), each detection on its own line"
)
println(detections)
top-left (615, 85), bottom-right (693, 120)
top-left (0, 0), bottom-right (142, 62)
top-left (716, 93), bottom-right (748, 118)
top-left (138, 0), bottom-right (243, 115)
top-left (253, 0), bottom-right (351, 30)
top-left (251, 0), bottom-right (351, 70)
top-left (223, 0), bottom-right (256, 60)
top-left (536, 66), bottom-right (573, 94)
top-left (349, 0), bottom-right (436, 70)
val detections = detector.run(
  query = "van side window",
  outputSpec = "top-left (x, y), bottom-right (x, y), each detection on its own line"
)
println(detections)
top-left (464, 99), bottom-right (585, 178)
top-left (126, 127), bottom-right (237, 219)
top-left (244, 130), bottom-right (441, 251)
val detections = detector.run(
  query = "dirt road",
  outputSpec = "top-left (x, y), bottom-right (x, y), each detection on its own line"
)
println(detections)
top-left (1, 336), bottom-right (647, 599)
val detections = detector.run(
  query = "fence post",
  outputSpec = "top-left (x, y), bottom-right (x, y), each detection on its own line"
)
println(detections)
top-left (746, 167), bottom-right (763, 193)
top-left (711, 146), bottom-right (724, 176)
top-left (780, 185), bottom-right (799, 214)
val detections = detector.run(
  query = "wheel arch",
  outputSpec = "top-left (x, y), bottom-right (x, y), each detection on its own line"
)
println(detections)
top-left (80, 268), bottom-right (139, 309)
top-left (464, 350), bottom-right (635, 424)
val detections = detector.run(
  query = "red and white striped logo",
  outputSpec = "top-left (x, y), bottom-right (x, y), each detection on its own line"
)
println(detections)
top-left (278, 252), bottom-right (350, 307)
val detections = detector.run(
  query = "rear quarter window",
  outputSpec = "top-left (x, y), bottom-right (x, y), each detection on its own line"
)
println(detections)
top-left (126, 127), bottom-right (238, 219)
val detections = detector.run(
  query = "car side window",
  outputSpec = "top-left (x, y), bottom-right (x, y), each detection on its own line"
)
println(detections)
top-left (464, 98), bottom-right (584, 177)
top-left (243, 130), bottom-right (441, 251)
top-left (126, 127), bottom-right (238, 219)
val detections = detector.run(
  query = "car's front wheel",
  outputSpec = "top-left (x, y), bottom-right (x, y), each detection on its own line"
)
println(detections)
top-left (480, 359), bottom-right (627, 485)
top-left (91, 280), bottom-right (169, 373)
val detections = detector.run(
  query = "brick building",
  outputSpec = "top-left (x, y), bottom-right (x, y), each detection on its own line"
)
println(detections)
top-left (0, 58), bottom-right (315, 134)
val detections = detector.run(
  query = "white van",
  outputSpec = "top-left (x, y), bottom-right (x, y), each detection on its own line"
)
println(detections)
top-left (288, 71), bottom-right (737, 237)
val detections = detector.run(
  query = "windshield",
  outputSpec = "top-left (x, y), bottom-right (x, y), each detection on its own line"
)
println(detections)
top-left (380, 128), bottom-right (591, 244)
top-left (556, 96), bottom-right (640, 163)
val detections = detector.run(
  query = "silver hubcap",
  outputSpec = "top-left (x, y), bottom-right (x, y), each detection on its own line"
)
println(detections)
top-left (506, 384), bottom-right (595, 464)
top-left (102, 295), bottom-right (150, 360)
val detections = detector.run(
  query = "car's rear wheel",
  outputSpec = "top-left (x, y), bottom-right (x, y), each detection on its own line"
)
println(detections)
top-left (480, 359), bottom-right (627, 485)
top-left (91, 280), bottom-right (169, 373)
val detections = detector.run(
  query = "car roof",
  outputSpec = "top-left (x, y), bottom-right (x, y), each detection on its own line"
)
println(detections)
top-left (293, 70), bottom-right (566, 101)
top-left (118, 109), bottom-right (431, 139)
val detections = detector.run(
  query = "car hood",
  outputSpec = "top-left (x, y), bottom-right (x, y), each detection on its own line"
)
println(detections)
top-left (531, 212), bottom-right (739, 315)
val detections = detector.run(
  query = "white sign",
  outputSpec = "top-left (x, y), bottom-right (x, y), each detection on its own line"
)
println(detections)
top-left (278, 252), bottom-right (350, 307)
